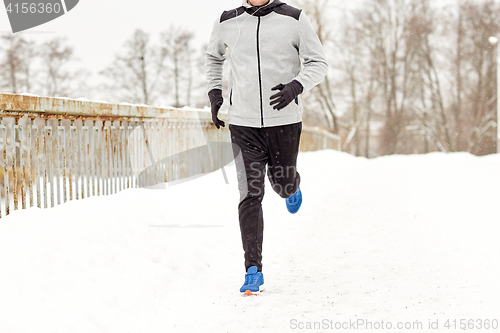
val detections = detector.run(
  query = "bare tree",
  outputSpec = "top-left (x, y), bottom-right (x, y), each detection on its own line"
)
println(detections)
top-left (295, 0), bottom-right (499, 156)
top-left (413, 0), bottom-right (500, 155)
top-left (336, 21), bottom-right (365, 155)
top-left (161, 27), bottom-right (194, 107)
top-left (340, 0), bottom-right (453, 156)
top-left (20, 38), bottom-right (37, 92)
top-left (0, 35), bottom-right (36, 94)
top-left (454, 0), bottom-right (499, 154)
top-left (40, 37), bottom-right (74, 97)
top-left (101, 29), bottom-right (165, 105)
top-left (290, 0), bottom-right (339, 133)
top-left (408, 0), bottom-right (453, 153)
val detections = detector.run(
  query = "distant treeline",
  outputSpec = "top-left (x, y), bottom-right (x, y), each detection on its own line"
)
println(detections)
top-left (1, 0), bottom-right (499, 156)
top-left (293, 0), bottom-right (499, 156)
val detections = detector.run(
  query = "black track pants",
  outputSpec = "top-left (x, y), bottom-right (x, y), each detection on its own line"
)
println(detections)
top-left (229, 122), bottom-right (302, 272)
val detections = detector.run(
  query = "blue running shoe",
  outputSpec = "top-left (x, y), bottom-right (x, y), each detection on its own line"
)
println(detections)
top-left (286, 187), bottom-right (302, 214)
top-left (240, 266), bottom-right (265, 294)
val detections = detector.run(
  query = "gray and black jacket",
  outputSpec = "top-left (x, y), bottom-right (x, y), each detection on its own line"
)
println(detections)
top-left (205, 0), bottom-right (328, 128)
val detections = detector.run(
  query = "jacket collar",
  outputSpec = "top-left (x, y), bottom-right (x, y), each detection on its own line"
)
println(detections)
top-left (242, 0), bottom-right (284, 16)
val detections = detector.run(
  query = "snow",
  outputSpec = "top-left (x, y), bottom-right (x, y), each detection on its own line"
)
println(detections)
top-left (75, 97), bottom-right (91, 102)
top-left (180, 106), bottom-right (211, 113)
top-left (19, 92), bottom-right (41, 97)
top-left (0, 150), bottom-right (499, 333)
top-left (157, 105), bottom-right (176, 109)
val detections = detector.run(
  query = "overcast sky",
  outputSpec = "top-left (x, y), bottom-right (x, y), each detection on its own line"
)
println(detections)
top-left (0, 0), bottom-right (465, 75)
top-left (0, 0), bottom-right (245, 74)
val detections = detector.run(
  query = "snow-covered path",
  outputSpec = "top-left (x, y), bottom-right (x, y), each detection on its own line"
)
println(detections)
top-left (0, 150), bottom-right (499, 333)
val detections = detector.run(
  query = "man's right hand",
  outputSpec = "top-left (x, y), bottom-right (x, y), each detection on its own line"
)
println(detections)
top-left (208, 89), bottom-right (225, 129)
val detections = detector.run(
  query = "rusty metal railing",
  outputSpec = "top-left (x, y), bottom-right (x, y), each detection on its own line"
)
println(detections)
top-left (301, 125), bottom-right (341, 152)
top-left (0, 93), bottom-right (340, 218)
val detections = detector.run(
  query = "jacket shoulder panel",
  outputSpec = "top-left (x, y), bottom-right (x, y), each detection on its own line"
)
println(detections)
top-left (273, 4), bottom-right (301, 21)
top-left (220, 7), bottom-right (246, 23)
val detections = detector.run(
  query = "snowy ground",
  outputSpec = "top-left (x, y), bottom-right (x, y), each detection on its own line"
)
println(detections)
top-left (0, 150), bottom-right (499, 333)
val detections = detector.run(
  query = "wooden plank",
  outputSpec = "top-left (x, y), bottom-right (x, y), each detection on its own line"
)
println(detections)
top-left (0, 125), bottom-right (6, 217)
top-left (12, 122), bottom-right (18, 211)
top-left (95, 121), bottom-right (102, 197)
top-left (91, 122), bottom-right (96, 197)
top-left (78, 121), bottom-right (84, 199)
top-left (55, 120), bottom-right (61, 206)
top-left (118, 122), bottom-right (123, 192)
top-left (35, 121), bottom-right (41, 208)
top-left (84, 123), bottom-right (90, 198)
top-left (69, 124), bottom-right (76, 201)
top-left (20, 119), bottom-right (26, 210)
top-left (43, 124), bottom-right (49, 209)
top-left (109, 122), bottom-right (114, 194)
top-left (28, 121), bottom-right (34, 208)
top-left (105, 122), bottom-right (111, 195)
top-left (47, 124), bottom-right (55, 208)
top-left (62, 120), bottom-right (68, 203)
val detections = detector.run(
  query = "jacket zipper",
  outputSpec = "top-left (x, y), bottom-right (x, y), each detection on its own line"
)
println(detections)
top-left (256, 16), bottom-right (264, 127)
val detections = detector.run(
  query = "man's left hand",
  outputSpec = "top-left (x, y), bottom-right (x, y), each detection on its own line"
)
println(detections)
top-left (270, 80), bottom-right (304, 111)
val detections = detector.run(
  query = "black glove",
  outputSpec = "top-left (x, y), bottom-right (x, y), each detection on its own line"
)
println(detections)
top-left (269, 80), bottom-right (303, 111)
top-left (208, 89), bottom-right (225, 129)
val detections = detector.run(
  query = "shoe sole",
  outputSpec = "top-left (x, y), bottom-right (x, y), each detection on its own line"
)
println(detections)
top-left (241, 284), bottom-right (265, 296)
top-left (286, 189), bottom-right (302, 214)
top-left (287, 197), bottom-right (302, 214)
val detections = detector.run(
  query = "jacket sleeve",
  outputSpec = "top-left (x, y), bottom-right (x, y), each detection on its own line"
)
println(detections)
top-left (294, 11), bottom-right (328, 92)
top-left (205, 17), bottom-right (227, 93)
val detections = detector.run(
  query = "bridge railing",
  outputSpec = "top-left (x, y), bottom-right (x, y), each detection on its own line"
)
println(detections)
top-left (0, 93), bottom-right (340, 218)
top-left (301, 125), bottom-right (341, 152)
